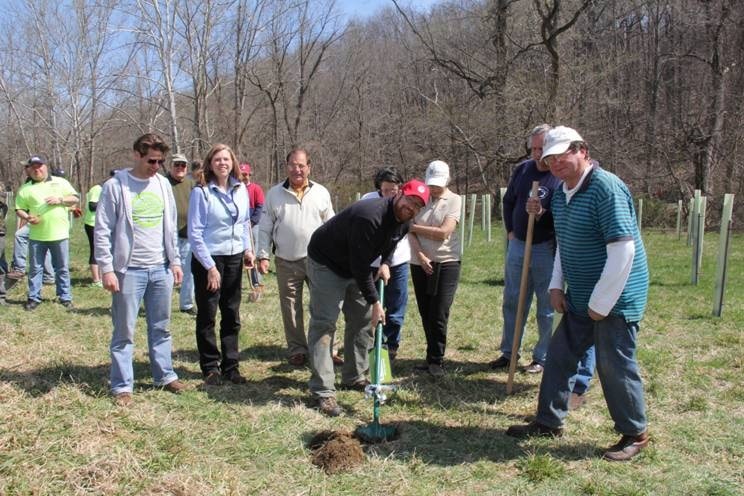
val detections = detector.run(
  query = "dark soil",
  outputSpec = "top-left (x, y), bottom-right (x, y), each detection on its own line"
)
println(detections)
top-left (308, 430), bottom-right (366, 474)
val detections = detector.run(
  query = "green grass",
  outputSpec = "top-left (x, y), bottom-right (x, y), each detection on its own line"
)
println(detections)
top-left (1, 224), bottom-right (743, 495)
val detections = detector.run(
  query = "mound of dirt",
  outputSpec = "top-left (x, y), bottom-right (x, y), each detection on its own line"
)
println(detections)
top-left (309, 430), bottom-right (365, 474)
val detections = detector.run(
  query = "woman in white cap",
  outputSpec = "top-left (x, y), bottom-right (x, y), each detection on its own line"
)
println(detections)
top-left (408, 160), bottom-right (462, 376)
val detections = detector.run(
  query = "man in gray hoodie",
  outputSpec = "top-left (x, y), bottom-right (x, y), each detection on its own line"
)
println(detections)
top-left (94, 133), bottom-right (186, 406)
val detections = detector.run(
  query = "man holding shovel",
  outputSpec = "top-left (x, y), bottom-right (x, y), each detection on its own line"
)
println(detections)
top-left (306, 180), bottom-right (428, 417)
top-left (506, 126), bottom-right (650, 462)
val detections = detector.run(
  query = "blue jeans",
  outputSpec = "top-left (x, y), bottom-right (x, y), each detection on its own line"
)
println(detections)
top-left (177, 237), bottom-right (194, 310)
top-left (28, 239), bottom-right (72, 303)
top-left (383, 262), bottom-right (409, 351)
top-left (109, 265), bottom-right (178, 394)
top-left (500, 238), bottom-right (554, 364)
top-left (573, 345), bottom-right (596, 395)
top-left (13, 224), bottom-right (54, 279)
top-left (536, 311), bottom-right (647, 435)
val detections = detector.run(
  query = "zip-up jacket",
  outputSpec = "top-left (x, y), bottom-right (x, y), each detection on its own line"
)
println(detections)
top-left (94, 169), bottom-right (180, 274)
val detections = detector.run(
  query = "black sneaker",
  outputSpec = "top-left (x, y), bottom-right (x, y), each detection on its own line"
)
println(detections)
top-left (489, 354), bottom-right (518, 370)
top-left (506, 421), bottom-right (563, 438)
top-left (224, 369), bottom-right (247, 384)
top-left (180, 307), bottom-right (197, 316)
top-left (24, 300), bottom-right (40, 311)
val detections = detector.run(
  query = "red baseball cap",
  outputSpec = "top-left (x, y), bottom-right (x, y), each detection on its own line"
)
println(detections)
top-left (401, 179), bottom-right (429, 206)
top-left (239, 163), bottom-right (251, 175)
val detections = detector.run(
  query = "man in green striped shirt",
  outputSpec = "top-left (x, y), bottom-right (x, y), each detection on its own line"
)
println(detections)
top-left (507, 126), bottom-right (650, 462)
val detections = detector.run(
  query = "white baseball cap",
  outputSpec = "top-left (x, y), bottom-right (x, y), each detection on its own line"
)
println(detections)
top-left (541, 126), bottom-right (584, 161)
top-left (425, 160), bottom-right (450, 187)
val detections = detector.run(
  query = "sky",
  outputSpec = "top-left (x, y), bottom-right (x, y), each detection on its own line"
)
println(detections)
top-left (336, 0), bottom-right (442, 21)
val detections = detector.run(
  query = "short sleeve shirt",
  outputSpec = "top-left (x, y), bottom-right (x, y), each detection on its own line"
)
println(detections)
top-left (83, 184), bottom-right (102, 226)
top-left (15, 177), bottom-right (78, 241)
top-left (411, 189), bottom-right (462, 264)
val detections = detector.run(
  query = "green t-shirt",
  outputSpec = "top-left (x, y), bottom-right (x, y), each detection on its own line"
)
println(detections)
top-left (15, 177), bottom-right (78, 241)
top-left (83, 184), bottom-right (103, 226)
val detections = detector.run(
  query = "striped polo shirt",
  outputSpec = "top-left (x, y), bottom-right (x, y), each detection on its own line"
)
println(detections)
top-left (552, 166), bottom-right (649, 322)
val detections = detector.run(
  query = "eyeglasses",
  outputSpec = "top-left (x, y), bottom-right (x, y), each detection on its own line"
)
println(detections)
top-left (147, 159), bottom-right (166, 165)
top-left (172, 163), bottom-right (188, 168)
top-left (544, 146), bottom-right (578, 167)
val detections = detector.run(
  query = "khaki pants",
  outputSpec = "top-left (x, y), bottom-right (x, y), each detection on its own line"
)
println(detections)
top-left (275, 256), bottom-right (311, 356)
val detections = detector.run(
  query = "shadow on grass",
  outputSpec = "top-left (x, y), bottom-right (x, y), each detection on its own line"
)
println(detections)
top-left (69, 306), bottom-right (112, 316)
top-left (301, 420), bottom-right (600, 465)
top-left (200, 374), bottom-right (308, 406)
top-left (0, 360), bottom-right (202, 397)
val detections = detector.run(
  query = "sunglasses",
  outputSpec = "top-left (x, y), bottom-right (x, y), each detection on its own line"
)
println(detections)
top-left (173, 163), bottom-right (188, 168)
top-left (147, 159), bottom-right (166, 165)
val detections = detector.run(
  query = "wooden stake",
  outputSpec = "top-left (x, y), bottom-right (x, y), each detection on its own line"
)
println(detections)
top-left (506, 181), bottom-right (540, 395)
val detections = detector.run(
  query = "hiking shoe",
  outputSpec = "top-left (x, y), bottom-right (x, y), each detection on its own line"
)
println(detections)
top-left (204, 371), bottom-right (223, 386)
top-left (489, 355), bottom-right (518, 369)
top-left (603, 432), bottom-right (649, 461)
top-left (114, 392), bottom-right (133, 407)
top-left (317, 397), bottom-right (342, 417)
top-left (341, 378), bottom-right (370, 391)
top-left (506, 421), bottom-right (563, 438)
top-left (60, 300), bottom-right (74, 309)
top-left (6, 269), bottom-right (25, 280)
top-left (224, 369), bottom-right (247, 384)
top-left (524, 361), bottom-right (544, 374)
top-left (428, 363), bottom-right (445, 377)
top-left (164, 380), bottom-right (187, 394)
top-left (568, 392), bottom-right (586, 410)
top-left (288, 353), bottom-right (306, 366)
top-left (24, 300), bottom-right (40, 311)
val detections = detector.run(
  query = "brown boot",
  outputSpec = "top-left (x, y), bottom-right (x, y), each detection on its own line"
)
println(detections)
top-left (602, 431), bottom-right (649, 461)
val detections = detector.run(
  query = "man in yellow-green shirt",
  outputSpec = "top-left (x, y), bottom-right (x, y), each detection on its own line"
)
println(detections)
top-left (14, 155), bottom-right (79, 310)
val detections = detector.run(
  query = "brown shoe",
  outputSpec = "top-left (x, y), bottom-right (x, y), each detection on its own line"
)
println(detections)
top-left (568, 392), bottom-right (586, 410)
top-left (288, 353), bottom-right (306, 367)
top-left (603, 432), bottom-right (649, 461)
top-left (506, 421), bottom-right (563, 438)
top-left (317, 396), bottom-right (342, 417)
top-left (331, 353), bottom-right (344, 366)
top-left (204, 371), bottom-right (223, 386)
top-left (5, 269), bottom-right (25, 280)
top-left (164, 379), bottom-right (187, 394)
top-left (114, 392), bottom-right (132, 407)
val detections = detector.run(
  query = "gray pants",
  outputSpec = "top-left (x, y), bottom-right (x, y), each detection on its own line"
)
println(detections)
top-left (307, 257), bottom-right (373, 398)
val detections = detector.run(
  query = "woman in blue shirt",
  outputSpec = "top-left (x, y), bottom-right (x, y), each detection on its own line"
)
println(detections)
top-left (188, 144), bottom-right (255, 385)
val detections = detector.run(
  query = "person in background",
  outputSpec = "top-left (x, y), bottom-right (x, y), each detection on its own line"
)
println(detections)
top-left (239, 162), bottom-right (265, 288)
top-left (306, 180), bottom-right (428, 416)
top-left (360, 167), bottom-right (410, 360)
top-left (14, 155), bottom-right (79, 310)
top-left (0, 183), bottom-right (7, 304)
top-left (408, 160), bottom-right (462, 377)
top-left (6, 167), bottom-right (55, 284)
top-left (257, 147), bottom-right (336, 367)
top-left (95, 133), bottom-right (186, 407)
top-left (83, 171), bottom-right (115, 287)
top-left (167, 153), bottom-right (196, 315)
top-left (188, 144), bottom-right (255, 385)
top-left (506, 126), bottom-right (650, 462)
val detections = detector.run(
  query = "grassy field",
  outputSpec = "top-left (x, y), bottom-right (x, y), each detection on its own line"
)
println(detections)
top-left (1, 223), bottom-right (742, 495)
